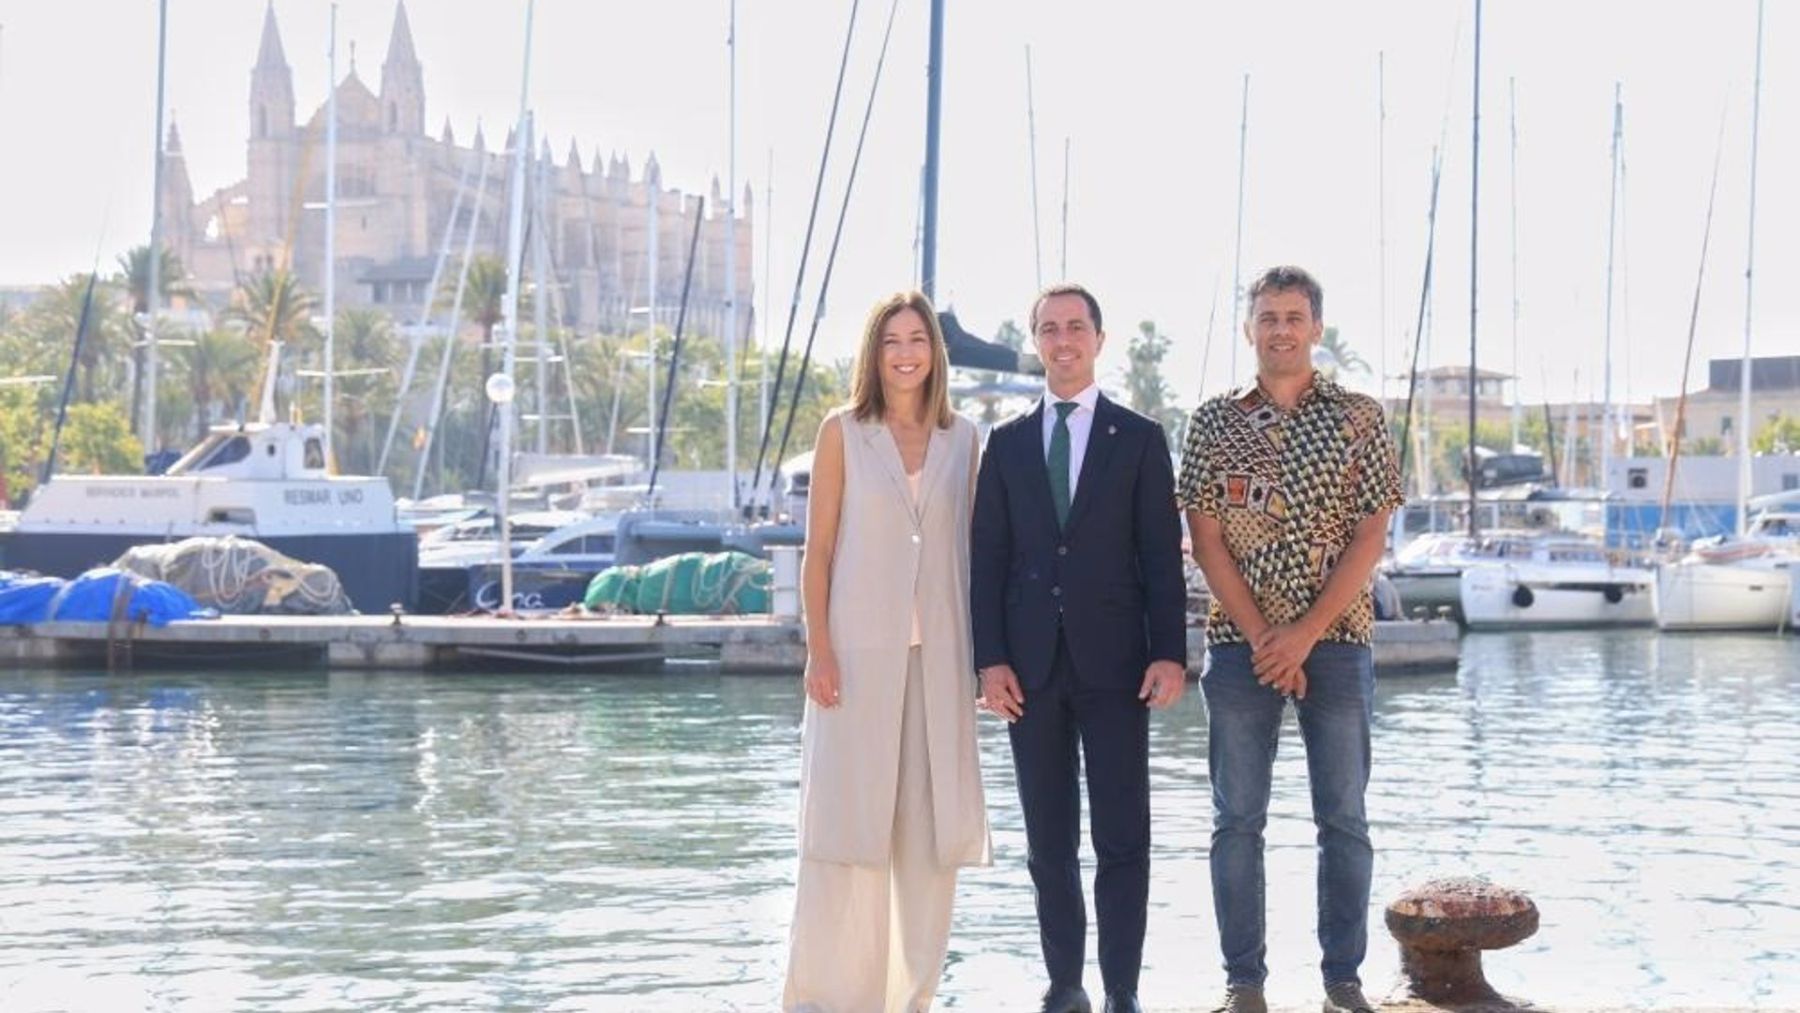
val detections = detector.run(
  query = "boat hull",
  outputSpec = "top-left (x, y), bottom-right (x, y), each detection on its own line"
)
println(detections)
top-left (0, 531), bottom-right (418, 613)
top-left (1654, 559), bottom-right (1794, 631)
top-left (1459, 564), bottom-right (1655, 629)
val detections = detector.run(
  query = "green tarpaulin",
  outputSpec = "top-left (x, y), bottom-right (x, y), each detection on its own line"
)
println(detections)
top-left (583, 551), bottom-right (771, 615)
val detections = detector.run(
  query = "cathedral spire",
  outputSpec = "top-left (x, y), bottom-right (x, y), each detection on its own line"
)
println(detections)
top-left (379, 0), bottom-right (425, 135)
top-left (255, 1), bottom-right (288, 70)
top-left (384, 0), bottom-right (419, 69)
top-left (250, 0), bottom-right (295, 141)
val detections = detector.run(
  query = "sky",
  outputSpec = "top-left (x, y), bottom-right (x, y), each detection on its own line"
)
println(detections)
top-left (0, 0), bottom-right (1794, 412)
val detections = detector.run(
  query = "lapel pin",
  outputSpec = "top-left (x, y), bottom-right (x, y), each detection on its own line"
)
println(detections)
top-left (1108, 425), bottom-right (1118, 435)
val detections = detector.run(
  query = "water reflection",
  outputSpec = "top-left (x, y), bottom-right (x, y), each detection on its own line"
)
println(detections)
top-left (0, 632), bottom-right (1796, 1010)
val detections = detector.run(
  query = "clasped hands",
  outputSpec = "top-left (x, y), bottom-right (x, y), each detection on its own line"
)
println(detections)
top-left (1248, 620), bottom-right (1321, 699)
top-left (978, 659), bottom-right (1186, 722)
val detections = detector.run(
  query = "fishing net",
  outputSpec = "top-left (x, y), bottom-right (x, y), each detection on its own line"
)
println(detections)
top-left (112, 536), bottom-right (354, 615)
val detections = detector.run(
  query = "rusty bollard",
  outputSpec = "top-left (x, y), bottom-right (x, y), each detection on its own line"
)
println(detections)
top-left (1385, 878), bottom-right (1538, 1004)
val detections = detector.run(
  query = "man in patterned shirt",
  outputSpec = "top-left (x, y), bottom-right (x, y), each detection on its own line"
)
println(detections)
top-left (1177, 266), bottom-right (1404, 1013)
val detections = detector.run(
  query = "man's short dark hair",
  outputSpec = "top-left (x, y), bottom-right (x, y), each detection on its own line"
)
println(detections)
top-left (1246, 265), bottom-right (1323, 321)
top-left (1030, 282), bottom-right (1103, 333)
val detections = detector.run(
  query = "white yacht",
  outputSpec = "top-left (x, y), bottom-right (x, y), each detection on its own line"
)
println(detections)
top-left (1654, 507), bottom-right (1799, 632)
top-left (1458, 532), bottom-right (1655, 629)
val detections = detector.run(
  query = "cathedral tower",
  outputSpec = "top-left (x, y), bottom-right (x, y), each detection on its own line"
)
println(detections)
top-left (247, 1), bottom-right (296, 265)
top-left (379, 1), bottom-right (425, 136)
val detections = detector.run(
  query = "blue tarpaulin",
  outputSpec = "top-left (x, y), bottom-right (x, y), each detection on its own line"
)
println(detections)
top-left (0, 568), bottom-right (214, 627)
top-left (0, 575), bottom-right (67, 625)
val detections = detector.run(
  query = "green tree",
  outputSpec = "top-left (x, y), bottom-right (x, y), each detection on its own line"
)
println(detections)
top-left (55, 402), bottom-right (143, 476)
top-left (1122, 320), bottom-right (1185, 440)
top-left (230, 267), bottom-right (318, 347)
top-left (23, 274), bottom-right (129, 404)
top-left (228, 268), bottom-right (318, 421)
top-left (331, 308), bottom-right (398, 473)
top-left (1752, 414), bottom-right (1800, 454)
top-left (177, 329), bottom-right (261, 440)
top-left (114, 244), bottom-right (196, 315)
top-left (1318, 326), bottom-right (1369, 375)
top-left (460, 254), bottom-right (509, 351)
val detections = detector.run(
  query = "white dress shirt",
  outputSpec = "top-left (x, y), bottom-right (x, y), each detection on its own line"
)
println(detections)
top-left (1040, 383), bottom-right (1100, 500)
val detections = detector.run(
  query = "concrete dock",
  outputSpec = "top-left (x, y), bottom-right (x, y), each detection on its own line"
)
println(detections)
top-left (0, 613), bottom-right (1460, 673)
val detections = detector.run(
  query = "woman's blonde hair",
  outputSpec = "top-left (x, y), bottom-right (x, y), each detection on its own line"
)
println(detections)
top-left (848, 290), bottom-right (953, 428)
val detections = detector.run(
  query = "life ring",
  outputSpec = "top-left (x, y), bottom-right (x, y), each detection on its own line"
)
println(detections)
top-left (1603, 584), bottom-right (1625, 604)
top-left (1511, 585), bottom-right (1535, 608)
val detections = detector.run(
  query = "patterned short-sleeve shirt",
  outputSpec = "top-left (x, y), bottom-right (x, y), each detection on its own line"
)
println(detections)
top-left (1177, 371), bottom-right (1405, 645)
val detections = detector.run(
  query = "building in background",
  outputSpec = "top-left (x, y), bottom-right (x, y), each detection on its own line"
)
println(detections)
top-left (159, 1), bottom-right (752, 340)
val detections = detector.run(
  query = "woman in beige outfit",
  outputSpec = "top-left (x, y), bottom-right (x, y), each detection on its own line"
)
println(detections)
top-left (784, 291), bottom-right (991, 1013)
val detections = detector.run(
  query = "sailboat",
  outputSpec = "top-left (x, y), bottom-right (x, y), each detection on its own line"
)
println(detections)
top-left (1653, 0), bottom-right (1794, 632)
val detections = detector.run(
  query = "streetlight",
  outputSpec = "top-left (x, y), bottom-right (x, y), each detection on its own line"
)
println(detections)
top-left (486, 371), bottom-right (517, 615)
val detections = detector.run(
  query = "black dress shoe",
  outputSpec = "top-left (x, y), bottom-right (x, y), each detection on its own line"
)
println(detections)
top-left (1039, 984), bottom-right (1093, 1013)
top-left (1102, 994), bottom-right (1143, 1013)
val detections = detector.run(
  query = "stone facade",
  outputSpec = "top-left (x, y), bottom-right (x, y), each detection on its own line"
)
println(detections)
top-left (160, 1), bottom-right (753, 341)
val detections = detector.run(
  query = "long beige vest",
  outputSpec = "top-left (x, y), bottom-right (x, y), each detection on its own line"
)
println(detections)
top-left (797, 408), bottom-right (991, 868)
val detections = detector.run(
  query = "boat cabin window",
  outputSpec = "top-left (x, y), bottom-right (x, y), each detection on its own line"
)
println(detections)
top-left (547, 534), bottom-right (615, 555)
top-left (197, 435), bottom-right (252, 471)
top-left (206, 507), bottom-right (256, 525)
top-left (304, 439), bottom-right (326, 469)
top-left (1754, 517), bottom-right (1794, 538)
top-left (1548, 547), bottom-right (1603, 564)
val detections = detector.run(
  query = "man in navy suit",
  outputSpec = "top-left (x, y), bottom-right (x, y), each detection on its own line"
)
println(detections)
top-left (971, 284), bottom-right (1189, 1013)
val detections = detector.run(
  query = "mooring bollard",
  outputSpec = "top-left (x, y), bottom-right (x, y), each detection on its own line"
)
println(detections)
top-left (1385, 877), bottom-right (1538, 1004)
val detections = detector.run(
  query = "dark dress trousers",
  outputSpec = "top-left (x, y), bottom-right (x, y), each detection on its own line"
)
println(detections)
top-left (970, 393), bottom-right (1187, 995)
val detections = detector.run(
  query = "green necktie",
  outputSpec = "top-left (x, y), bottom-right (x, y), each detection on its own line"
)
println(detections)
top-left (1048, 400), bottom-right (1077, 528)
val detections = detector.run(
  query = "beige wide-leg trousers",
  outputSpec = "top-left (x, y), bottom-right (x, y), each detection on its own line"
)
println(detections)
top-left (783, 648), bottom-right (959, 1013)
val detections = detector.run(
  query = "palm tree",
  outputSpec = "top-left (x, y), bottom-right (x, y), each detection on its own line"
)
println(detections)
top-left (1317, 326), bottom-right (1369, 376)
top-left (116, 245), bottom-right (199, 429)
top-left (332, 307), bottom-right (398, 472)
top-left (179, 329), bottom-right (261, 440)
top-left (26, 273), bottom-right (129, 404)
top-left (115, 244), bottom-right (196, 315)
top-left (229, 268), bottom-right (318, 420)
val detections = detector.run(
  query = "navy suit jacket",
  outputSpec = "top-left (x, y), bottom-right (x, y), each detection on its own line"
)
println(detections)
top-left (970, 393), bottom-right (1187, 690)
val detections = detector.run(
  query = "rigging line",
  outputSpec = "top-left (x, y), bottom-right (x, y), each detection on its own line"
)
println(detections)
top-left (647, 198), bottom-right (707, 497)
top-left (746, 0), bottom-right (864, 512)
top-left (1659, 104), bottom-right (1731, 535)
top-left (766, 0), bottom-right (905, 511)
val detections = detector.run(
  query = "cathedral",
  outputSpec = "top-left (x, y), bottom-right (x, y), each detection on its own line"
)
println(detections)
top-left (158, 1), bottom-right (753, 340)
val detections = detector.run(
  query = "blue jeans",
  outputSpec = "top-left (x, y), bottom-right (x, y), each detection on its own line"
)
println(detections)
top-left (1201, 641), bottom-right (1374, 988)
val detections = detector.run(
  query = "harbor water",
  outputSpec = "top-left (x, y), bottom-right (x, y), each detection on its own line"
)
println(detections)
top-left (1, 631), bottom-right (1796, 1010)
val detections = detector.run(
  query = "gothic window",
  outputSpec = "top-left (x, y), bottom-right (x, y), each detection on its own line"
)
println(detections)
top-left (258, 106), bottom-right (268, 139)
top-left (388, 102), bottom-right (397, 132)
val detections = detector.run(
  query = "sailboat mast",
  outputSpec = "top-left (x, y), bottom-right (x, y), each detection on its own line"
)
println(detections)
top-left (497, 0), bottom-right (538, 611)
top-left (324, 4), bottom-right (338, 465)
top-left (1466, 0), bottom-right (1481, 539)
top-left (725, 0), bottom-right (740, 511)
top-left (921, 0), bottom-right (945, 300)
top-left (1060, 137), bottom-right (1070, 278)
top-left (1508, 76), bottom-right (1521, 451)
top-left (1230, 73), bottom-right (1249, 386)
top-left (1026, 45), bottom-right (1042, 289)
top-left (1600, 83), bottom-right (1621, 500)
top-left (1377, 52), bottom-right (1388, 405)
top-left (143, 0), bottom-right (169, 455)
top-left (534, 137), bottom-right (550, 455)
top-left (1738, 0), bottom-right (1764, 536)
